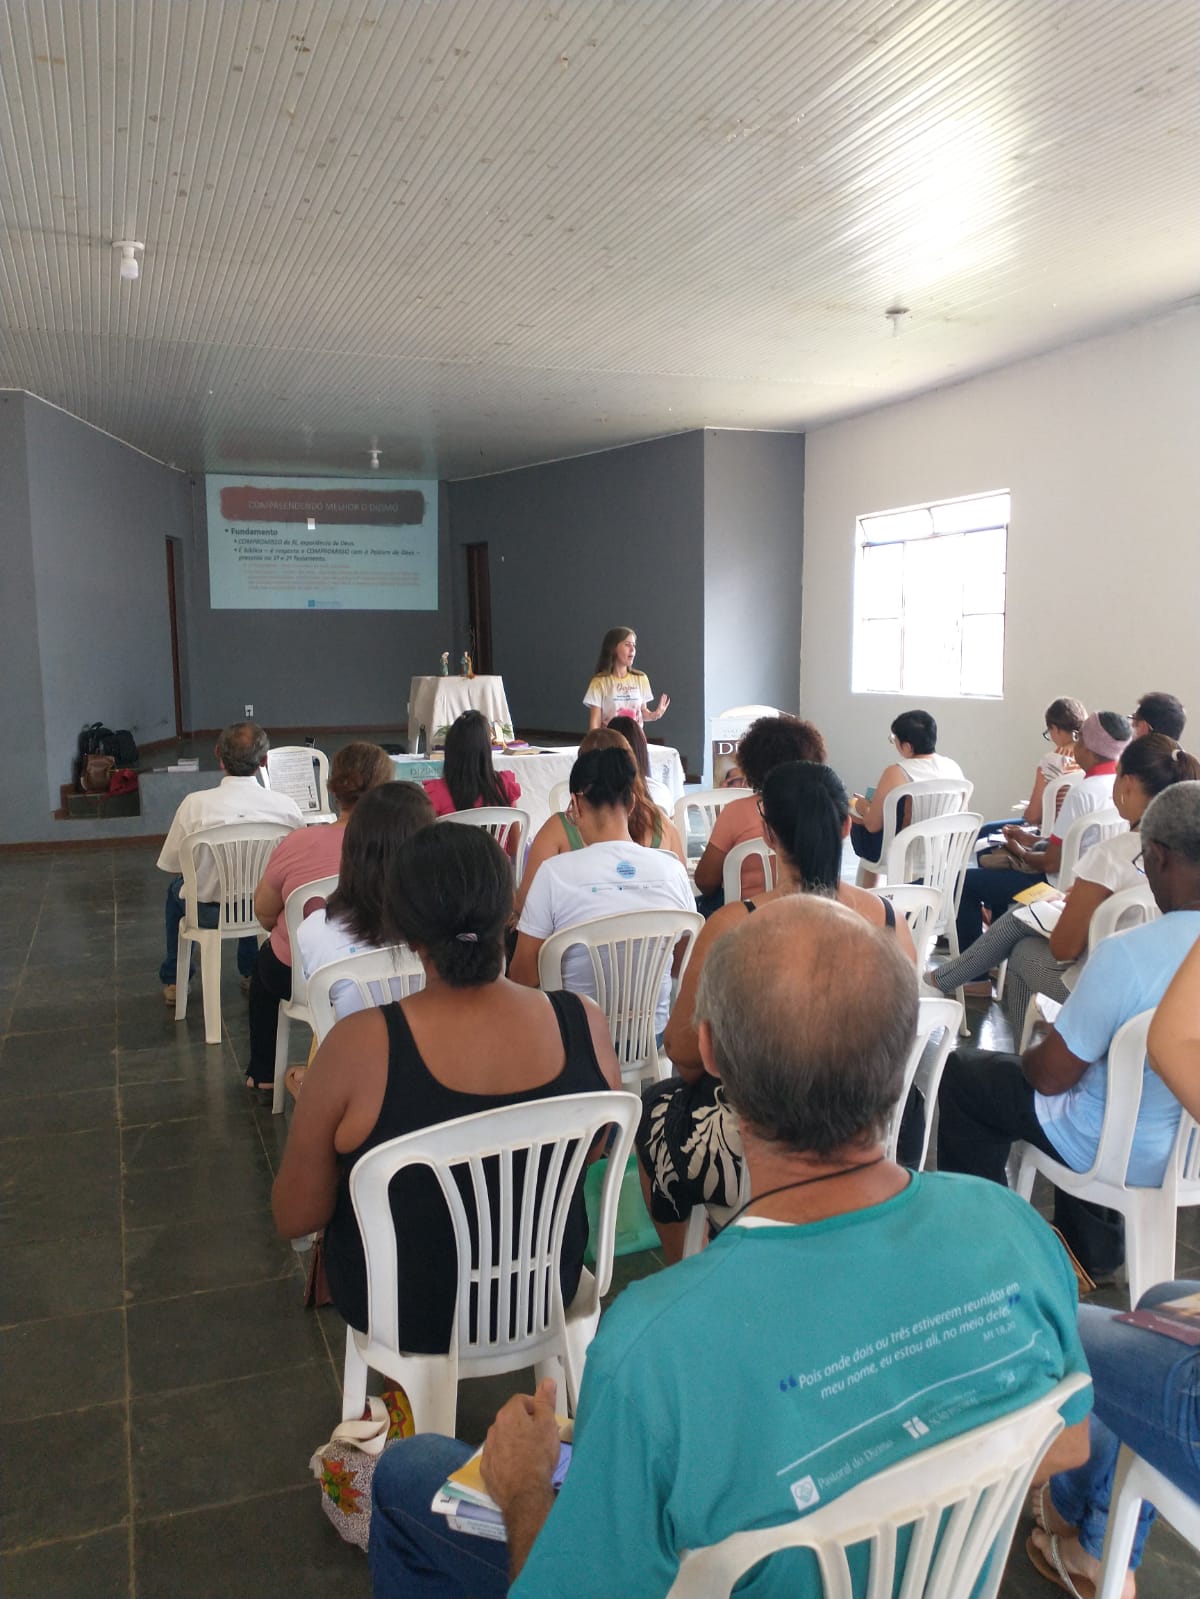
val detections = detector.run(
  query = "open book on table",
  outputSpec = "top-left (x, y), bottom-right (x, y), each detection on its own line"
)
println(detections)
top-left (1012, 881), bottom-right (1065, 937)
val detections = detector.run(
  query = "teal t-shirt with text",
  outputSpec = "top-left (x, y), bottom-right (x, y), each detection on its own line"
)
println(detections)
top-left (512, 1171), bottom-right (1089, 1599)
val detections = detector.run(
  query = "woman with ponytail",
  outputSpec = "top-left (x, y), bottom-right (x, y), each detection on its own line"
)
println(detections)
top-left (272, 823), bottom-right (621, 1348)
top-left (638, 761), bottom-right (915, 1261)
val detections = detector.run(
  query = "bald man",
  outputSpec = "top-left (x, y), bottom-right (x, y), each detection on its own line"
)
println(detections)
top-left (368, 897), bottom-right (1090, 1599)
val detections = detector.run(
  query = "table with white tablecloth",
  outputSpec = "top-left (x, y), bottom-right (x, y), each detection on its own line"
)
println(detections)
top-left (392, 744), bottom-right (686, 835)
top-left (407, 675), bottom-right (513, 753)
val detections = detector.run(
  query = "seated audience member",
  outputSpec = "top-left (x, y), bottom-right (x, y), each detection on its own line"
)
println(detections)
top-left (692, 715), bottom-right (827, 912)
top-left (516, 729), bottom-right (685, 916)
top-left (932, 735), bottom-right (1200, 1026)
top-left (245, 743), bottom-right (393, 1095)
top-left (643, 761), bottom-right (915, 1262)
top-left (156, 722), bottom-right (302, 1005)
top-left (366, 896), bottom-right (1090, 1599)
top-left (937, 782), bottom-right (1200, 1279)
top-left (1131, 690), bottom-right (1187, 741)
top-left (1017, 696), bottom-right (1086, 828)
top-left (849, 708), bottom-right (964, 864)
top-left (1029, 1278), bottom-right (1200, 1599)
top-left (293, 780), bottom-right (435, 1029)
top-left (955, 711), bottom-right (1131, 951)
top-left (1148, 925), bottom-right (1200, 1119)
top-left (423, 709), bottom-right (521, 816)
top-left (271, 824), bottom-right (621, 1347)
top-left (510, 746), bottom-right (695, 1031)
top-left (606, 713), bottom-right (674, 812)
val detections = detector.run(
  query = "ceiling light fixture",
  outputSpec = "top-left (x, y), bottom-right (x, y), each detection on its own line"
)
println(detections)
top-left (369, 448), bottom-right (381, 470)
top-left (114, 240), bottom-right (144, 282)
top-left (884, 305), bottom-right (910, 337)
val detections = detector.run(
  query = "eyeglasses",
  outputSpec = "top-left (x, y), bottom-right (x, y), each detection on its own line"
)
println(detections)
top-left (1041, 729), bottom-right (1052, 742)
top-left (1133, 849), bottom-right (1145, 875)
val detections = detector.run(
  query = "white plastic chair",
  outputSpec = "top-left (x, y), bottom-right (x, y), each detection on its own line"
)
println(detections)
top-left (548, 780), bottom-right (571, 816)
top-left (680, 1154), bottom-right (752, 1259)
top-left (721, 839), bottom-right (778, 904)
top-left (1039, 769), bottom-right (1083, 837)
top-left (1097, 1446), bottom-right (1200, 1599)
top-left (538, 908), bottom-right (703, 1089)
top-left (270, 874), bottom-right (338, 1113)
top-left (1013, 1010), bottom-right (1200, 1304)
top-left (261, 745), bottom-right (336, 823)
top-left (875, 885), bottom-right (943, 968)
top-left (666, 1373), bottom-right (1091, 1599)
top-left (308, 944), bottom-right (428, 1044)
top-left (440, 806), bottom-right (531, 885)
top-left (885, 812), bottom-right (982, 1032)
top-left (1015, 882), bottom-right (1159, 1051)
top-left (715, 703), bottom-right (783, 720)
top-left (883, 996), bottom-right (963, 1168)
top-left (1057, 807), bottom-right (1127, 891)
top-left (673, 788), bottom-right (743, 862)
top-left (175, 820), bottom-right (293, 1044)
top-left (343, 1091), bottom-right (641, 1434)
top-left (856, 778), bottom-right (974, 887)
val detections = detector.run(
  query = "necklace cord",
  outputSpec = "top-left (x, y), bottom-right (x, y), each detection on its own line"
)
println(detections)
top-left (713, 1154), bottom-right (888, 1236)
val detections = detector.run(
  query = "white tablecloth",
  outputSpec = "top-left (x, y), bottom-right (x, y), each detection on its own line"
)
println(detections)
top-left (392, 743), bottom-right (685, 833)
top-left (407, 675), bottom-right (513, 752)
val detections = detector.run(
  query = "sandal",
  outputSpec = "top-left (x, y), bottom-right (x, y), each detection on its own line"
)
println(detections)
top-left (1028, 1482), bottom-right (1078, 1538)
top-left (244, 1074), bottom-right (274, 1103)
top-left (1026, 1531), bottom-right (1093, 1599)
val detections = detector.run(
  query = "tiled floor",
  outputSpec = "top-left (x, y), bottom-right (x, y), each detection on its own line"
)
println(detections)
top-left (1, 844), bottom-right (1197, 1598)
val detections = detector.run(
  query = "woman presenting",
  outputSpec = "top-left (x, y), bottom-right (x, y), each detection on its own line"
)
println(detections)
top-left (583, 627), bottom-right (670, 729)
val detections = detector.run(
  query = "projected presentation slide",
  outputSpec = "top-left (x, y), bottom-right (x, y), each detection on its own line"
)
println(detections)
top-left (205, 474), bottom-right (438, 611)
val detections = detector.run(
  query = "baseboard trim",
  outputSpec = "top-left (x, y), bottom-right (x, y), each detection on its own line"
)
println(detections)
top-left (0, 835), bottom-right (165, 856)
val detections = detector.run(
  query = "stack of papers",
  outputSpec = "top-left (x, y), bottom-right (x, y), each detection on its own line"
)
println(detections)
top-left (430, 1440), bottom-right (572, 1541)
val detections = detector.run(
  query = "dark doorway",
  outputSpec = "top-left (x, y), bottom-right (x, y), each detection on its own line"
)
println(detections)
top-left (165, 537), bottom-right (184, 739)
top-left (465, 542), bottom-right (494, 674)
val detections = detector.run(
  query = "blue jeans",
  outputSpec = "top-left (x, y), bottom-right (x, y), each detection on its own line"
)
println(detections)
top-left (955, 864), bottom-right (1045, 949)
top-left (159, 875), bottom-right (258, 984)
top-left (1051, 1280), bottom-right (1200, 1567)
top-left (369, 1434), bottom-right (510, 1599)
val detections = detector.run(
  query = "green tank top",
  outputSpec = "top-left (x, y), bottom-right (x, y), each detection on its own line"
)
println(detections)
top-left (559, 811), bottom-right (663, 851)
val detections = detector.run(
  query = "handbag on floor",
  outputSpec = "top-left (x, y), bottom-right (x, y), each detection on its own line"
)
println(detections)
top-left (310, 1389), bottom-right (415, 1550)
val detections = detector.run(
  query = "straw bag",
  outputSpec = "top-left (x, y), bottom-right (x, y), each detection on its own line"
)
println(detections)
top-left (310, 1391), bottom-right (415, 1549)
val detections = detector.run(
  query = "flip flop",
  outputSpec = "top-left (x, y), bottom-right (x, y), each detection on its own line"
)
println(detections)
top-left (1027, 1482), bottom-right (1079, 1538)
top-left (244, 1074), bottom-right (273, 1103)
top-left (1025, 1532), bottom-right (1095, 1599)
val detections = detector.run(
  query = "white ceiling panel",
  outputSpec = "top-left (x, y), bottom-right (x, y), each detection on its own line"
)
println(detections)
top-left (1, 0), bottom-right (1196, 477)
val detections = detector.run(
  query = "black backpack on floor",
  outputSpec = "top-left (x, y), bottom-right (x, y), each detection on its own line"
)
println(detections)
top-left (75, 722), bottom-right (138, 787)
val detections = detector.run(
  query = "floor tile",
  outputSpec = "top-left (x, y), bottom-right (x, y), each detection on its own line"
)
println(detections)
top-left (0, 1026), bottom-right (117, 1094)
top-left (132, 1364), bottom-right (340, 1517)
top-left (0, 1403), bottom-right (128, 1546)
top-left (117, 1036), bottom-right (235, 1084)
top-left (119, 1072), bottom-right (248, 1126)
top-left (126, 1277), bottom-right (328, 1396)
top-left (0, 1127), bottom-right (122, 1242)
top-left (135, 1485), bottom-right (360, 1599)
top-left (124, 1215), bottom-right (298, 1302)
top-left (121, 1114), bottom-right (269, 1176)
top-left (0, 1309), bottom-right (126, 1422)
top-left (122, 1152), bottom-right (274, 1228)
top-left (0, 1526), bottom-right (130, 1599)
top-left (0, 1085), bottom-right (118, 1140)
top-left (0, 1231), bottom-right (124, 1320)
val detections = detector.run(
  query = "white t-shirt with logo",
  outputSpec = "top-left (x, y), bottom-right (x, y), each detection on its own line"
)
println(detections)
top-left (583, 672), bottom-right (654, 725)
top-left (518, 840), bottom-right (694, 1029)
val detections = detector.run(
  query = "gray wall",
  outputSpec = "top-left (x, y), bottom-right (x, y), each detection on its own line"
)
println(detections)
top-left (0, 394), bottom-right (52, 842)
top-left (23, 397), bottom-right (190, 810)
top-left (182, 480), bottom-right (455, 731)
top-left (703, 430), bottom-right (805, 723)
top-left (448, 433), bottom-right (708, 772)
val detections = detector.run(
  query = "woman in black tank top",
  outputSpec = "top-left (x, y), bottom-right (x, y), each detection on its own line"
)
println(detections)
top-left (272, 824), bottom-right (621, 1351)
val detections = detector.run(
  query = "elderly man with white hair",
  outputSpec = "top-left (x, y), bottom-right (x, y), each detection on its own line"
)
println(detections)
top-left (938, 781), bottom-right (1200, 1280)
top-left (366, 895), bottom-right (1090, 1599)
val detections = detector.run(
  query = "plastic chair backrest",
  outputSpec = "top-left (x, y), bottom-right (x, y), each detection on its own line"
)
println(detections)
top-left (1078, 1011), bottom-right (1161, 1190)
top-left (440, 807), bottom-right (531, 884)
top-left (538, 909), bottom-right (703, 1087)
top-left (673, 788), bottom-right (743, 855)
top-left (350, 1092), bottom-right (641, 1364)
top-left (874, 885), bottom-right (943, 967)
top-left (282, 874), bottom-right (338, 1007)
top-left (1086, 882), bottom-right (1158, 955)
top-left (885, 812), bottom-right (984, 919)
top-left (883, 996), bottom-right (963, 1166)
top-left (715, 704), bottom-right (783, 720)
top-left (1096, 1448), bottom-right (1200, 1599)
top-left (870, 779), bottom-right (974, 876)
top-left (177, 820), bottom-right (292, 933)
top-left (1058, 808), bottom-right (1126, 890)
top-left (721, 839), bottom-right (778, 904)
top-left (666, 1373), bottom-right (1090, 1599)
top-left (308, 943), bottom-right (428, 1042)
top-left (549, 780), bottom-right (570, 816)
top-left (262, 745), bottom-right (332, 816)
top-left (1039, 770), bottom-right (1083, 837)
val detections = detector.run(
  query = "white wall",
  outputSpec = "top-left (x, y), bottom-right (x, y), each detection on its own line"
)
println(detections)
top-left (800, 307), bottom-right (1200, 820)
